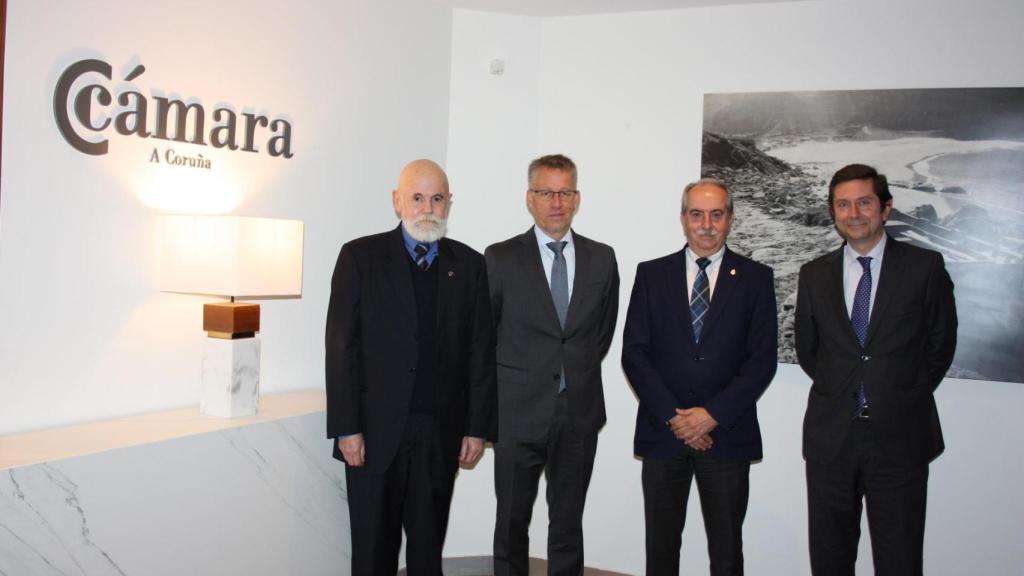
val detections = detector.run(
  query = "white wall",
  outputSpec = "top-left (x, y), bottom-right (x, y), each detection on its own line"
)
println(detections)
top-left (4, 0), bottom-right (1024, 572)
top-left (0, 0), bottom-right (454, 434)
top-left (446, 1), bottom-right (1024, 574)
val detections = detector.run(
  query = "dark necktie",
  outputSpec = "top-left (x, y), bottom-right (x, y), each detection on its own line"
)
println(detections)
top-left (851, 256), bottom-right (872, 416)
top-left (690, 257), bottom-right (711, 343)
top-left (414, 243), bottom-right (430, 271)
top-left (548, 241), bottom-right (568, 392)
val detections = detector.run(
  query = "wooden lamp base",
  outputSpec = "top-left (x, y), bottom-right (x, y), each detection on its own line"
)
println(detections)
top-left (203, 302), bottom-right (260, 339)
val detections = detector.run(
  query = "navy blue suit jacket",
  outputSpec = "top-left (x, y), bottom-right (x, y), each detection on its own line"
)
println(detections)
top-left (622, 247), bottom-right (777, 462)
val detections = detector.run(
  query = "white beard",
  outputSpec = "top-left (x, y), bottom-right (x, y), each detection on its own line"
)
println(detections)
top-left (404, 214), bottom-right (447, 243)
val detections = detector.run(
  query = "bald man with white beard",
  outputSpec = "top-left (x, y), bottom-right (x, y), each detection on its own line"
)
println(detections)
top-left (326, 159), bottom-right (497, 575)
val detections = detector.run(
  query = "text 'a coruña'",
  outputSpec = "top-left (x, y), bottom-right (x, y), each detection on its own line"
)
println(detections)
top-left (53, 59), bottom-right (294, 158)
top-left (152, 148), bottom-right (212, 170)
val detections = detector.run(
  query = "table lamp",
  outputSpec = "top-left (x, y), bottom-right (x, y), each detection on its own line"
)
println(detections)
top-left (159, 214), bottom-right (304, 417)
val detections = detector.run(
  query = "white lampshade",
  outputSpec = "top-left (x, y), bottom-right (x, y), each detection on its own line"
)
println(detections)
top-left (159, 215), bottom-right (304, 297)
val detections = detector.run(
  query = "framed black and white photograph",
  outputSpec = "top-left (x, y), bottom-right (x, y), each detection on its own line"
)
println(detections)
top-left (702, 88), bottom-right (1024, 383)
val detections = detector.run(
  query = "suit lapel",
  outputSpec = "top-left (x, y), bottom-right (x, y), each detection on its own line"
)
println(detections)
top-left (663, 249), bottom-right (693, 344)
top-left (864, 236), bottom-right (900, 347)
top-left (519, 228), bottom-right (563, 331)
top-left (564, 232), bottom-right (590, 332)
top-left (385, 226), bottom-right (417, 331)
top-left (824, 246), bottom-right (862, 348)
top-left (697, 248), bottom-right (741, 345)
top-left (435, 239), bottom-right (457, 325)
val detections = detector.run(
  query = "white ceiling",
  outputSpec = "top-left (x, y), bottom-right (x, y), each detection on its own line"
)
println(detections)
top-left (445, 0), bottom-right (813, 17)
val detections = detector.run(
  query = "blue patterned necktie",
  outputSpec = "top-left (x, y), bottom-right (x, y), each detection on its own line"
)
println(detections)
top-left (690, 257), bottom-right (711, 343)
top-left (851, 256), bottom-right (872, 416)
top-left (414, 243), bottom-right (430, 271)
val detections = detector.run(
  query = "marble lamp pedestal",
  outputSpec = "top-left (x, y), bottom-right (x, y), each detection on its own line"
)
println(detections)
top-left (201, 337), bottom-right (260, 417)
top-left (200, 302), bottom-right (261, 418)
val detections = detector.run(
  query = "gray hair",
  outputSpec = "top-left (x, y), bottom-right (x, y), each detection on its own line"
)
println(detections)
top-left (528, 154), bottom-right (578, 188)
top-left (681, 178), bottom-right (734, 214)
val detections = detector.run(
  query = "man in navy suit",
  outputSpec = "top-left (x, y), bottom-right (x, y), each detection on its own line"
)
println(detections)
top-left (622, 178), bottom-right (777, 576)
top-left (796, 163), bottom-right (957, 575)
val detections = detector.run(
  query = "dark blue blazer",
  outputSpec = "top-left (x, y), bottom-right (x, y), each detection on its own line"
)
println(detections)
top-left (622, 246), bottom-right (777, 462)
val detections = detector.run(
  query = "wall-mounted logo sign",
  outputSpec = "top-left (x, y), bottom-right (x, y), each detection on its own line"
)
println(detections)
top-left (53, 59), bottom-right (294, 162)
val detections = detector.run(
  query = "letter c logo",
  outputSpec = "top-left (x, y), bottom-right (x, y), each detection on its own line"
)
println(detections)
top-left (53, 59), bottom-right (112, 155)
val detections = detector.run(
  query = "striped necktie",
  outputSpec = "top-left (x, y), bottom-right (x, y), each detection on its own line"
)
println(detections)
top-left (414, 243), bottom-right (430, 271)
top-left (690, 257), bottom-right (711, 342)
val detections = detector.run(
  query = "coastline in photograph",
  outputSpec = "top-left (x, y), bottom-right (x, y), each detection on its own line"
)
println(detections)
top-left (701, 88), bottom-right (1024, 383)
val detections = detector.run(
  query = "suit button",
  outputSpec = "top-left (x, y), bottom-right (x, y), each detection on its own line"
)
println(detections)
top-left (861, 355), bottom-right (871, 362)
top-left (409, 368), bottom-right (416, 373)
top-left (553, 374), bottom-right (560, 381)
top-left (693, 356), bottom-right (703, 362)
top-left (561, 338), bottom-right (566, 344)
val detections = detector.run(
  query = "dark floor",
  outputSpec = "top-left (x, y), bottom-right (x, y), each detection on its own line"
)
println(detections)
top-left (396, 555), bottom-right (632, 575)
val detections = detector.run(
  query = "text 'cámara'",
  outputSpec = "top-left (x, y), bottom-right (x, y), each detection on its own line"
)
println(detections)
top-left (53, 59), bottom-right (294, 158)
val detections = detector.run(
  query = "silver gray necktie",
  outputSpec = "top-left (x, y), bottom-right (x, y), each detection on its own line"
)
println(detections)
top-left (548, 241), bottom-right (568, 392)
top-left (548, 241), bottom-right (569, 328)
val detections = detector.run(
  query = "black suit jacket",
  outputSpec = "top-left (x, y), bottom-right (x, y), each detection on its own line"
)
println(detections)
top-left (795, 235), bottom-right (957, 465)
top-left (485, 228), bottom-right (619, 442)
top-left (325, 225), bottom-right (497, 473)
top-left (622, 247), bottom-right (777, 462)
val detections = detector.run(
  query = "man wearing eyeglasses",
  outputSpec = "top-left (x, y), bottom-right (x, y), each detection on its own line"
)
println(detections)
top-left (485, 154), bottom-right (619, 576)
top-left (622, 178), bottom-right (777, 576)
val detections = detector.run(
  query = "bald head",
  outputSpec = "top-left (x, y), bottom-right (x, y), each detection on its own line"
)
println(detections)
top-left (393, 159), bottom-right (451, 243)
top-left (397, 159), bottom-right (449, 194)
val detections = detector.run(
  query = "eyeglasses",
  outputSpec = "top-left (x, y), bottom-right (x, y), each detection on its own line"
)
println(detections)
top-left (530, 189), bottom-right (578, 200)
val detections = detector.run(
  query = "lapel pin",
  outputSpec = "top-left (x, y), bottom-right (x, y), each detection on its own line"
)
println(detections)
top-left (448, 270), bottom-right (455, 278)
top-left (730, 268), bottom-right (736, 276)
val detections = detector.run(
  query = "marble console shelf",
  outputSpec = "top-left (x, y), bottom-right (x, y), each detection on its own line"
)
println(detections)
top-left (0, 390), bottom-right (351, 575)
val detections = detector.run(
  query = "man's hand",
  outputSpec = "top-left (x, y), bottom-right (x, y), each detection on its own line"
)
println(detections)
top-left (338, 434), bottom-right (365, 467)
top-left (669, 414), bottom-right (714, 450)
top-left (459, 436), bottom-right (485, 466)
top-left (687, 433), bottom-right (714, 451)
top-left (668, 408), bottom-right (718, 449)
top-left (675, 407), bottom-right (718, 445)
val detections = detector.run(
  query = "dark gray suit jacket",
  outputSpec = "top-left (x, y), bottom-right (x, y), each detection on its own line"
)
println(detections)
top-left (485, 228), bottom-right (619, 442)
top-left (795, 235), bottom-right (957, 466)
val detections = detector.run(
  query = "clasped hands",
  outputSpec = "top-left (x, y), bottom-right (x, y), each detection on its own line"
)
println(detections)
top-left (337, 434), bottom-right (485, 467)
top-left (668, 407), bottom-right (717, 450)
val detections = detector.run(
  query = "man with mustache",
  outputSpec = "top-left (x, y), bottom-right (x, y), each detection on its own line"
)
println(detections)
top-left (486, 154), bottom-right (619, 575)
top-left (326, 159), bottom-right (497, 575)
top-left (796, 164), bottom-right (957, 575)
top-left (622, 178), bottom-right (777, 576)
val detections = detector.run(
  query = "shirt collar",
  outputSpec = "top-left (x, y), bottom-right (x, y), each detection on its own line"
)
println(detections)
top-left (684, 244), bottom-right (726, 269)
top-left (843, 233), bottom-right (887, 267)
top-left (533, 225), bottom-right (574, 251)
